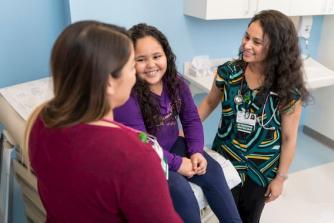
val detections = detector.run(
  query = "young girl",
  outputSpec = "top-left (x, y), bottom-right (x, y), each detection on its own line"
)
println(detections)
top-left (198, 10), bottom-right (310, 223)
top-left (114, 23), bottom-right (241, 223)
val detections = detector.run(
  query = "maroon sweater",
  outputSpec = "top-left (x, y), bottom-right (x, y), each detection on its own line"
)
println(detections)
top-left (29, 117), bottom-right (182, 223)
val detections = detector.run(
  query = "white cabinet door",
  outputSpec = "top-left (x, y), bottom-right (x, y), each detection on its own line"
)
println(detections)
top-left (206, 0), bottom-right (258, 19)
top-left (183, 0), bottom-right (334, 20)
top-left (257, 0), bottom-right (291, 15)
top-left (184, 0), bottom-right (258, 20)
top-left (290, 0), bottom-right (327, 16)
top-left (324, 0), bottom-right (334, 14)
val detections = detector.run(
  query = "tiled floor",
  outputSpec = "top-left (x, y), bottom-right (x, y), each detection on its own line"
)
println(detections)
top-left (261, 129), bottom-right (334, 223)
top-left (261, 162), bottom-right (334, 223)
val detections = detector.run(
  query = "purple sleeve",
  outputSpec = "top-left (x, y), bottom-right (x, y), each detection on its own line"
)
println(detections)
top-left (113, 94), bottom-right (147, 132)
top-left (178, 78), bottom-right (204, 155)
top-left (163, 150), bottom-right (182, 171)
top-left (114, 93), bottom-right (183, 171)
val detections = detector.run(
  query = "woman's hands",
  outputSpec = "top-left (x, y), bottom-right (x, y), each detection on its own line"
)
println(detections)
top-left (264, 177), bottom-right (285, 203)
top-left (177, 153), bottom-right (207, 178)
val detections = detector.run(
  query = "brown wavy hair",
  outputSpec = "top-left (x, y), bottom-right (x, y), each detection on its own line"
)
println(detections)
top-left (23, 21), bottom-right (132, 169)
top-left (238, 10), bottom-right (309, 107)
top-left (42, 21), bottom-right (132, 128)
top-left (129, 23), bottom-right (181, 133)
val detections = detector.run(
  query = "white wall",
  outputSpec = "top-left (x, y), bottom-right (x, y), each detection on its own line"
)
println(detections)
top-left (0, 0), bottom-right (70, 88)
top-left (67, 0), bottom-right (325, 145)
top-left (304, 15), bottom-right (334, 141)
top-left (318, 15), bottom-right (334, 70)
top-left (67, 0), bottom-right (324, 69)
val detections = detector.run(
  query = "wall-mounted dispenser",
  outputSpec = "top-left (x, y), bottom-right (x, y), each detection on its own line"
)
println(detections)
top-left (298, 16), bottom-right (313, 39)
top-left (298, 16), bottom-right (313, 60)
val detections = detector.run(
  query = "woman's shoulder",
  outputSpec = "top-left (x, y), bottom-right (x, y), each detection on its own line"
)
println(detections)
top-left (75, 126), bottom-right (160, 178)
top-left (109, 128), bottom-right (160, 165)
top-left (94, 125), bottom-right (153, 156)
top-left (217, 60), bottom-right (244, 81)
top-left (279, 88), bottom-right (302, 113)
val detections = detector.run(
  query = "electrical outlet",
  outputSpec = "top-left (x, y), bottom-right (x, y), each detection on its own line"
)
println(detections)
top-left (298, 16), bottom-right (313, 39)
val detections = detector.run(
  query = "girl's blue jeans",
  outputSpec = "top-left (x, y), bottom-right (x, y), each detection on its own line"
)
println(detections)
top-left (167, 137), bottom-right (242, 223)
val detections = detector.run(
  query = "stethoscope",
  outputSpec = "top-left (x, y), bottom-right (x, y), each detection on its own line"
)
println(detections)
top-left (234, 87), bottom-right (279, 131)
top-left (257, 91), bottom-right (279, 130)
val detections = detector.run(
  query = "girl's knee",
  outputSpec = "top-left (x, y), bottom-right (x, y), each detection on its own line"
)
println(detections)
top-left (168, 173), bottom-right (193, 195)
top-left (169, 181), bottom-right (192, 197)
top-left (197, 159), bottom-right (229, 187)
top-left (206, 158), bottom-right (224, 177)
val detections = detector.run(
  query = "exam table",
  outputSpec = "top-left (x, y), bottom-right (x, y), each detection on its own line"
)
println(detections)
top-left (0, 95), bottom-right (45, 222)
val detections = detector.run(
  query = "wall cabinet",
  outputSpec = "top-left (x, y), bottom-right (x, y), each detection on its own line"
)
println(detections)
top-left (257, 0), bottom-right (290, 15)
top-left (184, 0), bottom-right (334, 20)
top-left (290, 0), bottom-right (334, 15)
top-left (183, 0), bottom-right (255, 19)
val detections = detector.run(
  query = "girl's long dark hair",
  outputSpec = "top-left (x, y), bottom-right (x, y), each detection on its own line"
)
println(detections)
top-left (239, 10), bottom-right (310, 108)
top-left (129, 23), bottom-right (180, 133)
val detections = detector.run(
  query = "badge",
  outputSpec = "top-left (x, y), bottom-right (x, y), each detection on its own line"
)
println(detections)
top-left (236, 110), bottom-right (257, 133)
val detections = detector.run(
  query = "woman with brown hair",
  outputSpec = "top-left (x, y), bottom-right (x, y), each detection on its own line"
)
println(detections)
top-left (24, 21), bottom-right (182, 223)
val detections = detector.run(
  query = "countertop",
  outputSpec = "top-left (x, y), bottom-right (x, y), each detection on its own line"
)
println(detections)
top-left (183, 57), bottom-right (334, 92)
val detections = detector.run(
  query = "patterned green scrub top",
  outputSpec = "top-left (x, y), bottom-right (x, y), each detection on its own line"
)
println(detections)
top-left (212, 61), bottom-right (300, 187)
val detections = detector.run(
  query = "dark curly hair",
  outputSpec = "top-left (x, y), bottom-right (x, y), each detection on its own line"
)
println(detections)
top-left (129, 23), bottom-right (181, 133)
top-left (238, 10), bottom-right (309, 108)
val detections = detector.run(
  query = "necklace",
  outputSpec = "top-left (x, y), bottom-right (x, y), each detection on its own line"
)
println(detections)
top-left (234, 70), bottom-right (262, 106)
top-left (234, 90), bottom-right (243, 105)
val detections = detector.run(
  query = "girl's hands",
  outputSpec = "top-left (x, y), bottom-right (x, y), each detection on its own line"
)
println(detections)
top-left (177, 153), bottom-right (207, 177)
top-left (190, 153), bottom-right (207, 175)
top-left (177, 157), bottom-right (195, 178)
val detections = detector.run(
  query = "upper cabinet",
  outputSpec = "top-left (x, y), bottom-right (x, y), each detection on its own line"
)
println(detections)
top-left (184, 0), bottom-right (334, 20)
top-left (257, 0), bottom-right (290, 15)
top-left (183, 0), bottom-right (257, 19)
top-left (290, 0), bottom-right (334, 15)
